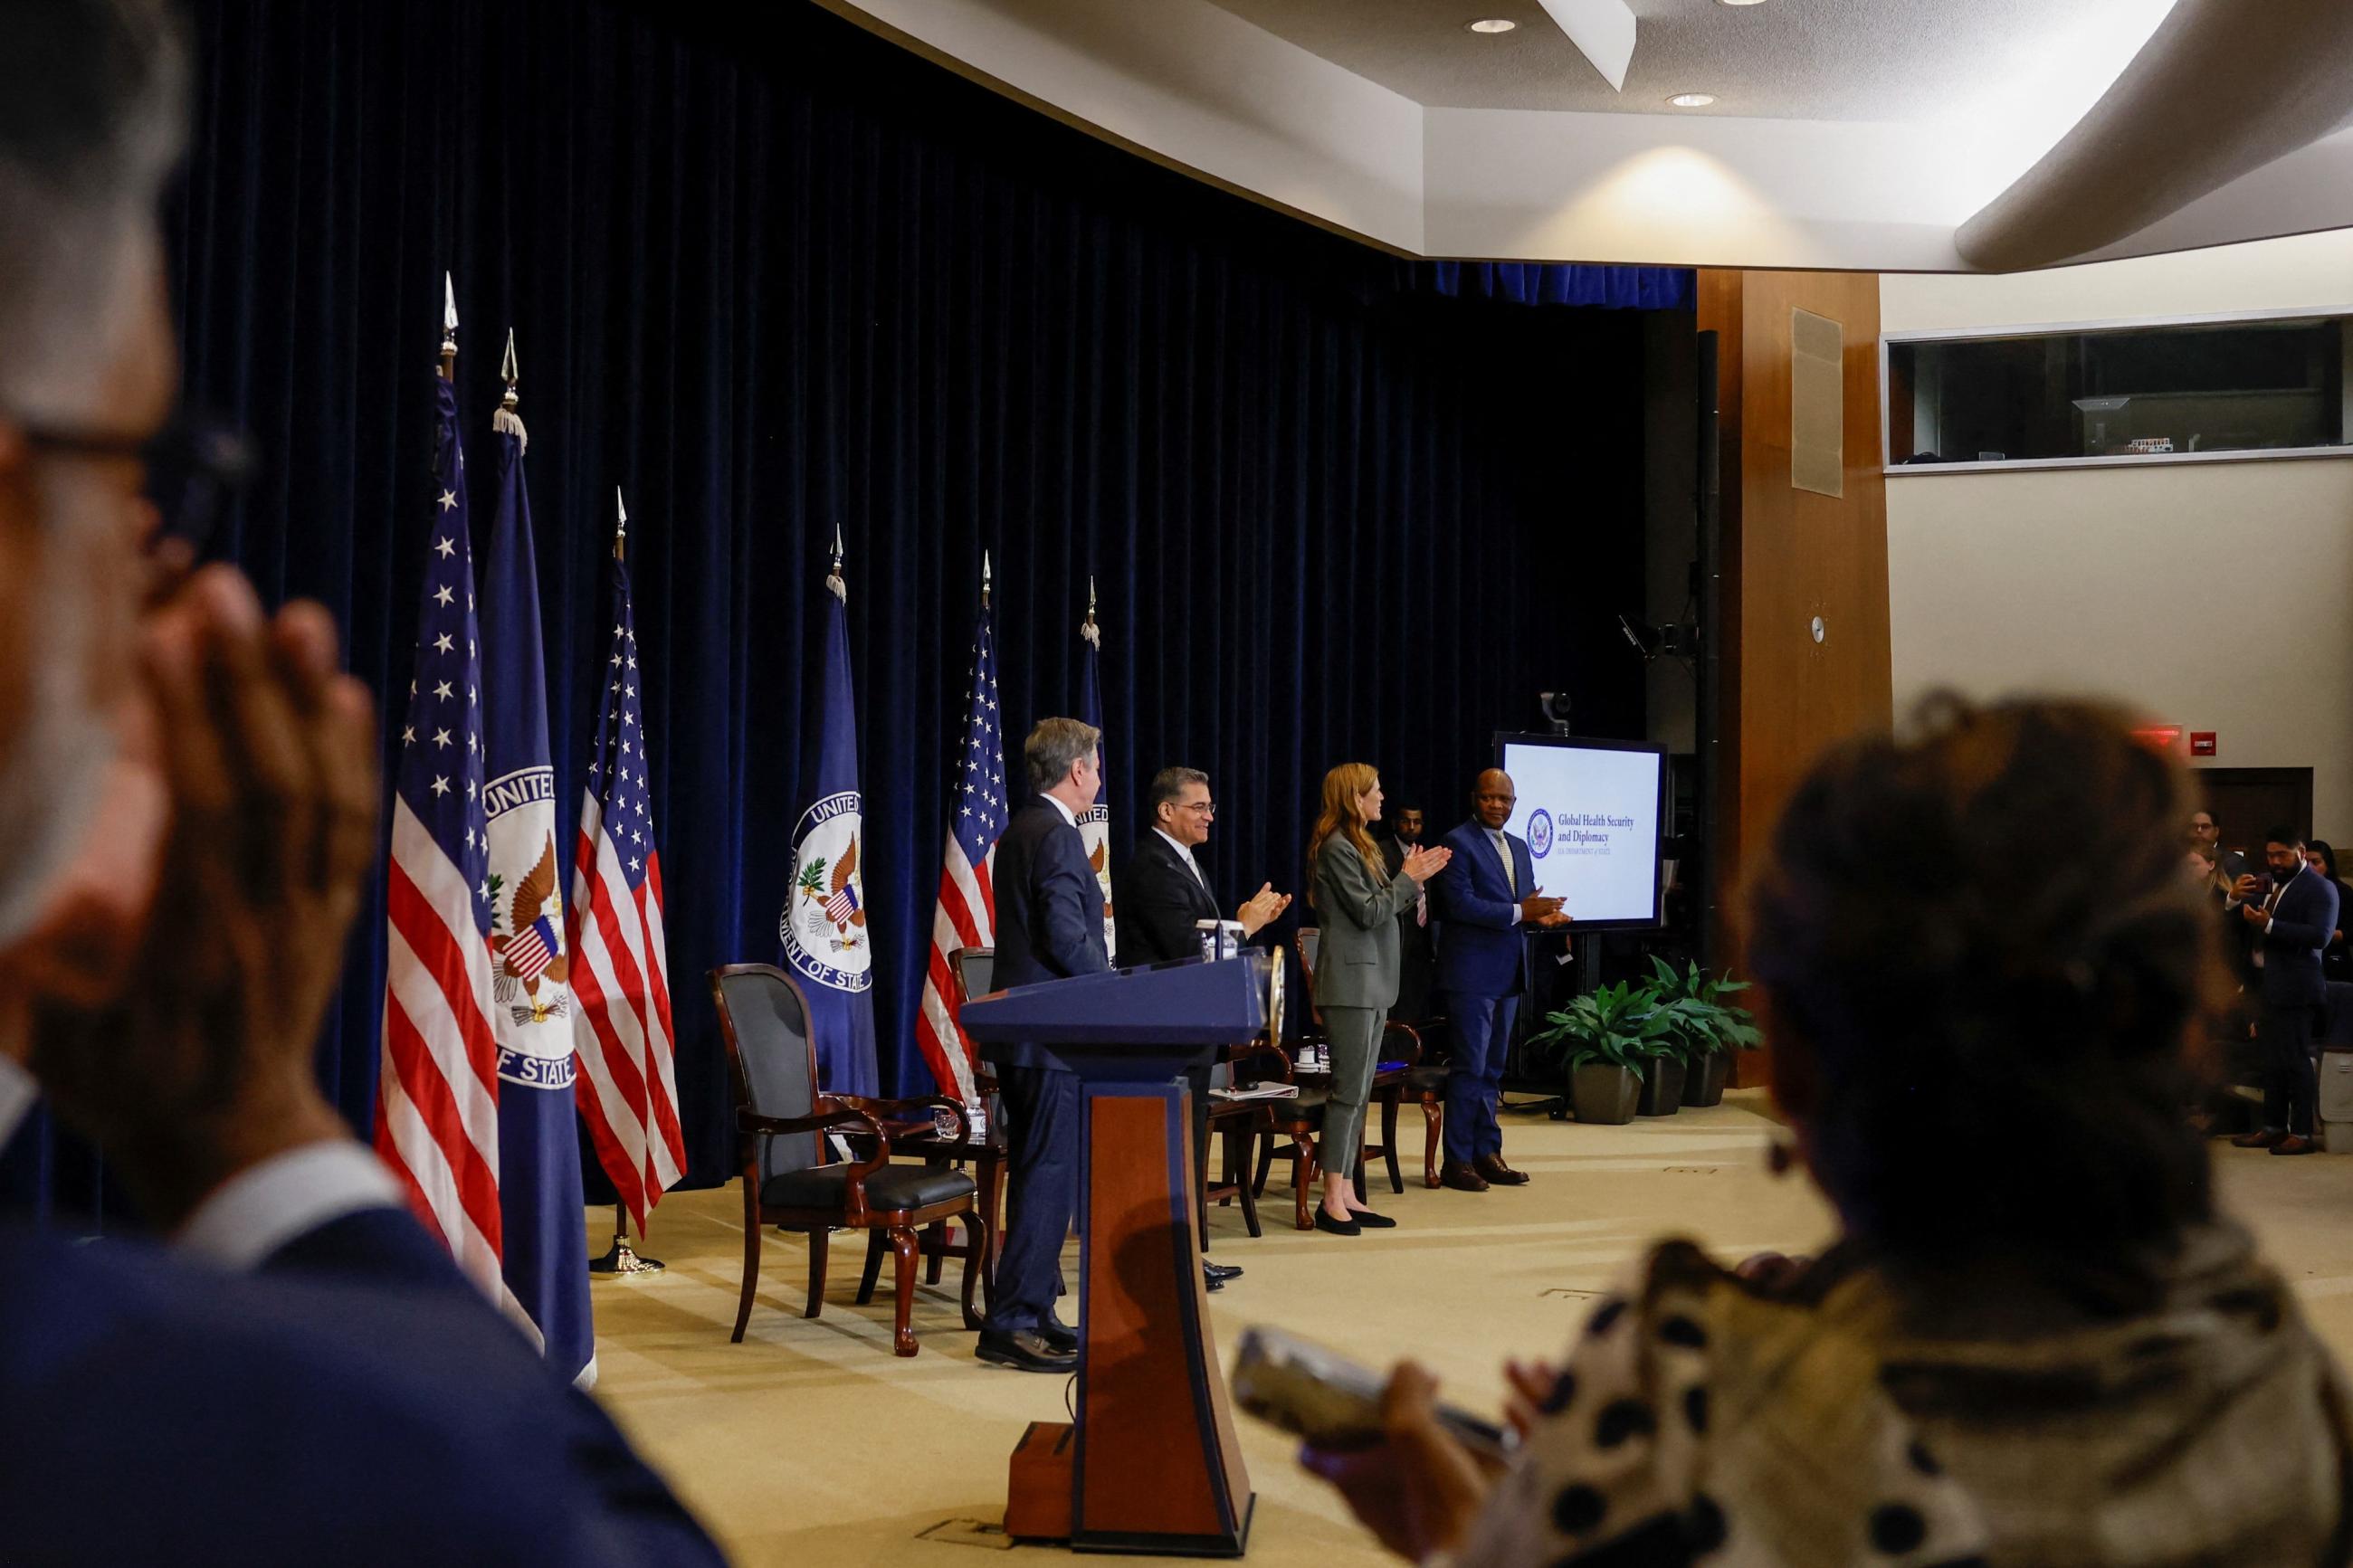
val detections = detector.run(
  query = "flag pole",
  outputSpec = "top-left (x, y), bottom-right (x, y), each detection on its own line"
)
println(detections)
top-left (588, 483), bottom-right (665, 1279)
top-left (439, 272), bottom-right (458, 381)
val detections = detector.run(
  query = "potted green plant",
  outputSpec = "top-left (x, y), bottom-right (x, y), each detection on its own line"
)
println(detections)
top-left (1529, 980), bottom-right (1675, 1126)
top-left (1647, 956), bottom-right (1762, 1108)
top-left (1634, 1031), bottom-right (1688, 1117)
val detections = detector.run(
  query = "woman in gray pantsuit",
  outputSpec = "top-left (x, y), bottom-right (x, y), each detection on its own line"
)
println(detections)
top-left (1307, 763), bottom-right (1452, 1235)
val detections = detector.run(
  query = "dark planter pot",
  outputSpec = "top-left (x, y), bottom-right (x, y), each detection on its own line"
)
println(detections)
top-left (1570, 1063), bottom-right (1641, 1125)
top-left (1681, 1049), bottom-right (1732, 1107)
top-left (1637, 1057), bottom-right (1687, 1117)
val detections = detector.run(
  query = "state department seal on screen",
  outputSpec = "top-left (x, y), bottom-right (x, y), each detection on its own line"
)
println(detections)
top-left (1528, 808), bottom-right (1554, 859)
top-left (783, 790), bottom-right (874, 993)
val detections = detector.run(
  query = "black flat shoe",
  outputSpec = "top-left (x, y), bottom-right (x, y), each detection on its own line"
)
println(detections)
top-left (1038, 1317), bottom-right (1079, 1353)
top-left (976, 1329), bottom-right (1078, 1373)
top-left (1314, 1209), bottom-right (1361, 1237)
top-left (1203, 1269), bottom-right (1224, 1292)
top-left (1348, 1210), bottom-right (1397, 1229)
top-left (1204, 1260), bottom-right (1243, 1283)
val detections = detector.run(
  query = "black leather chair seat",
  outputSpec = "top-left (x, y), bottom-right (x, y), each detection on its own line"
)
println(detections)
top-left (1405, 1063), bottom-right (1450, 1093)
top-left (1275, 1087), bottom-right (1329, 1122)
top-left (762, 1163), bottom-right (976, 1213)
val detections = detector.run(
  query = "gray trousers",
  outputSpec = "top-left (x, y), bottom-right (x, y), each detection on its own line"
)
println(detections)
top-left (1321, 1005), bottom-right (1382, 1180)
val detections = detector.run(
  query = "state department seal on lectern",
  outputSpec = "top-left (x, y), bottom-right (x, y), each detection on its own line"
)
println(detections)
top-left (783, 789), bottom-right (874, 993)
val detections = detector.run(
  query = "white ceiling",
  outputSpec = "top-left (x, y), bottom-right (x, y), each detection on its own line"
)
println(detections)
top-left (1204, 0), bottom-right (2172, 121)
top-left (829, 0), bottom-right (2353, 271)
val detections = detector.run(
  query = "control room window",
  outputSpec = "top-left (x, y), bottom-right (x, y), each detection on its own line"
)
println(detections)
top-left (1887, 315), bottom-right (2349, 468)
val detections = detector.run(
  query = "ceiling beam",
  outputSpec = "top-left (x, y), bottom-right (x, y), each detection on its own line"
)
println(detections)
top-left (1533, 0), bottom-right (1637, 92)
top-left (1957, 0), bottom-right (2353, 271)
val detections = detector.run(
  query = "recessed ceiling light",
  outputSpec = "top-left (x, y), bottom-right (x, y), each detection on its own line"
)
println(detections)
top-left (1465, 18), bottom-right (1518, 33)
top-left (1717, 0), bottom-right (1769, 7)
top-left (1667, 93), bottom-right (1717, 108)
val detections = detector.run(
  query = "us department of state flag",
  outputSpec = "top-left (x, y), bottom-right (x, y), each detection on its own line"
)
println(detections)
top-left (481, 394), bottom-right (595, 1386)
top-left (779, 553), bottom-right (880, 1098)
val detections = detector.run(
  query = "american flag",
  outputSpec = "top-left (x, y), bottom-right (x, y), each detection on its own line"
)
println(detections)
top-left (504, 914), bottom-right (557, 983)
top-left (567, 496), bottom-right (686, 1236)
top-left (912, 575), bottom-right (1006, 1107)
top-left (376, 370), bottom-right (506, 1300)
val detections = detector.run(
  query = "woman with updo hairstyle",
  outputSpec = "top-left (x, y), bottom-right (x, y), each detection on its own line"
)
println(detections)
top-left (1303, 697), bottom-right (2353, 1566)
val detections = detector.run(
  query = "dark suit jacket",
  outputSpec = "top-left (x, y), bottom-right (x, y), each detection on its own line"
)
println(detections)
top-left (1378, 835), bottom-right (1436, 1019)
top-left (1428, 817), bottom-right (1536, 999)
top-left (2258, 862), bottom-right (2340, 1008)
top-left (1116, 830), bottom-right (1221, 965)
top-left (0, 1206), bottom-right (720, 1565)
top-left (994, 794), bottom-right (1112, 989)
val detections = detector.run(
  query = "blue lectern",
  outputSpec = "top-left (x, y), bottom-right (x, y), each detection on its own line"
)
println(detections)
top-left (960, 954), bottom-right (1279, 1557)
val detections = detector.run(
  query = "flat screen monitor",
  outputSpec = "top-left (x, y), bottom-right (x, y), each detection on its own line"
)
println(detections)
top-left (1491, 734), bottom-right (1667, 932)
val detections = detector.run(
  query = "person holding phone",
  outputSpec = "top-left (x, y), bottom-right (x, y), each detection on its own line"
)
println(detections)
top-left (1301, 698), bottom-right (2352, 1565)
top-left (1306, 764), bottom-right (1449, 1235)
top-left (2227, 827), bottom-right (2339, 1156)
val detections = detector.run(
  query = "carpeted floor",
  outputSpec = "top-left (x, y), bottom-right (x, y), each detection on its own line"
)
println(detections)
top-left (585, 1091), bottom-right (2353, 1566)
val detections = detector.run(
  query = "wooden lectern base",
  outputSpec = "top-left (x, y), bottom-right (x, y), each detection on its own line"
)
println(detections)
top-left (1006, 1421), bottom-right (1073, 1540)
top-left (1003, 1079), bottom-right (1253, 1556)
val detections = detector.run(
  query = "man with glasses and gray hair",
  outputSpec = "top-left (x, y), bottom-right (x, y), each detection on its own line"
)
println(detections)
top-left (976, 716), bottom-right (1112, 1373)
top-left (1115, 765), bottom-right (1290, 1290)
top-left (0, 3), bottom-right (717, 1556)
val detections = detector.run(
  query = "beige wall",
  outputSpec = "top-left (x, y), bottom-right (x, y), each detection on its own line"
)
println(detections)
top-left (1883, 232), bottom-right (2353, 834)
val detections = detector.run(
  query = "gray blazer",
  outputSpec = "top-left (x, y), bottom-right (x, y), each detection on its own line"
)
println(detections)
top-left (1311, 832), bottom-right (1424, 1009)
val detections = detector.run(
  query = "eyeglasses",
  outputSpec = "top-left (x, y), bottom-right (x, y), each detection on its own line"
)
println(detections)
top-left (19, 411), bottom-right (256, 556)
top-left (1180, 801), bottom-right (1216, 815)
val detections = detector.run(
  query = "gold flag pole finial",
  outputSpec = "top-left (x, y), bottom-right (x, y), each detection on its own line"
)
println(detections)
top-left (1081, 574), bottom-right (1100, 648)
top-left (614, 488), bottom-right (628, 564)
top-left (982, 549), bottom-right (993, 610)
top-left (493, 328), bottom-right (527, 451)
top-left (439, 272), bottom-right (458, 381)
top-left (826, 526), bottom-right (847, 604)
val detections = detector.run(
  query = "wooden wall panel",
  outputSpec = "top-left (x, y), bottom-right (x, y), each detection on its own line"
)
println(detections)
top-left (1699, 270), bottom-right (1892, 1082)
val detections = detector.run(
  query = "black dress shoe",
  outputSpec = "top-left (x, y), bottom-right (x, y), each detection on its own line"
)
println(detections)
top-left (1204, 1259), bottom-right (1244, 1283)
top-left (1474, 1153), bottom-right (1531, 1186)
top-left (1203, 1269), bottom-right (1224, 1292)
top-left (1038, 1317), bottom-right (1078, 1353)
top-left (1440, 1159), bottom-right (1490, 1193)
top-left (1348, 1210), bottom-right (1397, 1229)
top-left (1313, 1209), bottom-right (1361, 1237)
top-left (976, 1329), bottom-right (1078, 1373)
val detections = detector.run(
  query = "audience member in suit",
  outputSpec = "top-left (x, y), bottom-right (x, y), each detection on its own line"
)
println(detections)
top-left (2303, 840), bottom-right (2353, 984)
top-left (976, 717), bottom-right (1112, 1371)
top-left (1305, 698), bottom-right (2353, 1567)
top-left (1426, 771), bottom-right (1566, 1193)
top-left (1306, 764), bottom-right (1450, 1236)
top-left (1377, 805), bottom-right (1437, 1025)
top-left (2190, 808), bottom-right (2250, 883)
top-left (2229, 827), bottom-right (2341, 1155)
top-left (0, 8), bottom-right (721, 1556)
top-left (1113, 765), bottom-right (1288, 1290)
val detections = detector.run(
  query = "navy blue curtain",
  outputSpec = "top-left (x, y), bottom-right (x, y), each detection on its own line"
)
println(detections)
top-left (1428, 262), bottom-right (1692, 311)
top-left (8, 0), bottom-right (1665, 1211)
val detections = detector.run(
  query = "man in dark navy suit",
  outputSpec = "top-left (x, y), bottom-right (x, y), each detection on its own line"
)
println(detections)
top-left (977, 717), bottom-right (1112, 1372)
top-left (1114, 765), bottom-right (1288, 1289)
top-left (0, 5), bottom-right (719, 1558)
top-left (1377, 804), bottom-right (1437, 1025)
top-left (1428, 770), bottom-right (1567, 1193)
top-left (2229, 826), bottom-right (2341, 1156)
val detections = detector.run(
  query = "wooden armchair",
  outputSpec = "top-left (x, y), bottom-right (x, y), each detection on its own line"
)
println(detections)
top-left (1228, 1028), bottom-right (1331, 1232)
top-left (1295, 927), bottom-right (1446, 1192)
top-left (710, 964), bottom-right (987, 1357)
